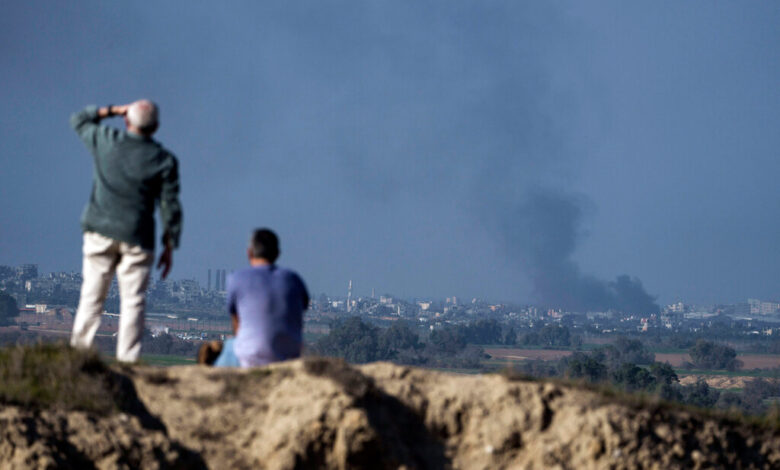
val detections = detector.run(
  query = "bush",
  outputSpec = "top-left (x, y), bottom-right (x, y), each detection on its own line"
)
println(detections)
top-left (610, 363), bottom-right (655, 392)
top-left (689, 340), bottom-right (741, 371)
top-left (563, 352), bottom-right (608, 383)
top-left (680, 379), bottom-right (720, 408)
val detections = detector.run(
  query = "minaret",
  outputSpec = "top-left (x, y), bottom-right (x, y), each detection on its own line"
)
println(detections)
top-left (347, 280), bottom-right (353, 313)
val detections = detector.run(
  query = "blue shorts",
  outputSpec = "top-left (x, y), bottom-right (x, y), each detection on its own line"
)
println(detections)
top-left (214, 338), bottom-right (241, 367)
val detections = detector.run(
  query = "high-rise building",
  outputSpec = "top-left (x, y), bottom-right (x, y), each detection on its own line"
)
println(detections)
top-left (347, 280), bottom-right (353, 313)
top-left (207, 269), bottom-right (212, 291)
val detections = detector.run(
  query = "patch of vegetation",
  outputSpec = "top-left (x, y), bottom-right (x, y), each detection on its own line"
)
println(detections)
top-left (689, 340), bottom-right (741, 371)
top-left (0, 342), bottom-right (126, 414)
top-left (137, 353), bottom-right (196, 366)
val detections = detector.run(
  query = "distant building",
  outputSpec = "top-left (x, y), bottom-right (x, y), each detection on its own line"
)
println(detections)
top-left (17, 264), bottom-right (38, 281)
top-left (210, 269), bottom-right (228, 291)
top-left (747, 298), bottom-right (780, 315)
top-left (665, 302), bottom-right (686, 313)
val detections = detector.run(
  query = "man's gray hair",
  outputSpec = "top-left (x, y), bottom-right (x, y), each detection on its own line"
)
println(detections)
top-left (127, 99), bottom-right (159, 134)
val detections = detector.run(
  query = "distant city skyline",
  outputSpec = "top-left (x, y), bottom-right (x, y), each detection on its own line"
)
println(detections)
top-left (5, 261), bottom-right (780, 310)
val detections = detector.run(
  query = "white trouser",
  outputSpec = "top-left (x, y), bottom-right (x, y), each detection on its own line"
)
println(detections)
top-left (71, 231), bottom-right (154, 362)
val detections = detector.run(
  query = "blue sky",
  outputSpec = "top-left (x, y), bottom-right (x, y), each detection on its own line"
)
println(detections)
top-left (1, 2), bottom-right (778, 306)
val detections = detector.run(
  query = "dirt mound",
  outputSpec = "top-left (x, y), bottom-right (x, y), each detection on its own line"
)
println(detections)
top-left (679, 375), bottom-right (749, 389)
top-left (2, 353), bottom-right (780, 469)
top-left (0, 407), bottom-right (202, 470)
top-left (130, 358), bottom-right (779, 469)
top-left (679, 375), bottom-right (780, 390)
top-left (0, 344), bottom-right (202, 469)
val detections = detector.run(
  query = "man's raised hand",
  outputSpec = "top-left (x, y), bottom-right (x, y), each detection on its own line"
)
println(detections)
top-left (157, 245), bottom-right (173, 280)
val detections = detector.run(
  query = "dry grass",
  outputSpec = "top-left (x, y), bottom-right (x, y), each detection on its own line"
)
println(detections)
top-left (0, 342), bottom-right (123, 414)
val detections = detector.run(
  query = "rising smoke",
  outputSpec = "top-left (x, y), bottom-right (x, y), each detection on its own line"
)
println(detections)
top-left (490, 188), bottom-right (659, 313)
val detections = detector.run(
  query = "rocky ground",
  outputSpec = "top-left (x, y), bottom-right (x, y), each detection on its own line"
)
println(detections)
top-left (2, 356), bottom-right (780, 469)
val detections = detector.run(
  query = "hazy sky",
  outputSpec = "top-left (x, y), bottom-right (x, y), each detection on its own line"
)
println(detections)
top-left (1, 2), bottom-right (778, 306)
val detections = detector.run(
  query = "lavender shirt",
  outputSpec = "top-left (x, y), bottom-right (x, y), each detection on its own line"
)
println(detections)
top-left (227, 265), bottom-right (309, 367)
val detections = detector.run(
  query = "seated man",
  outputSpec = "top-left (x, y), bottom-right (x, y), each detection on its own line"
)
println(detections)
top-left (207, 228), bottom-right (309, 368)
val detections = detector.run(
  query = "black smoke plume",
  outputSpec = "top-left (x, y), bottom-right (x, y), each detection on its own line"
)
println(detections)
top-left (492, 188), bottom-right (659, 313)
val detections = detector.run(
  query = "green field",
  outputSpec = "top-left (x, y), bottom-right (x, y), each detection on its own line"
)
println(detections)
top-left (101, 352), bottom-right (196, 367)
top-left (646, 347), bottom-right (690, 354)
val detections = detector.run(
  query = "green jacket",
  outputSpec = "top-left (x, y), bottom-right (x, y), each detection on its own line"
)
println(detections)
top-left (71, 106), bottom-right (182, 251)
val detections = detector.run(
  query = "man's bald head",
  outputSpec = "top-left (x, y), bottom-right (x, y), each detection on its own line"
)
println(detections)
top-left (126, 99), bottom-right (159, 135)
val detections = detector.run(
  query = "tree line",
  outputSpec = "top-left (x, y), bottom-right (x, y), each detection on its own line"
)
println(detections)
top-left (312, 317), bottom-right (502, 369)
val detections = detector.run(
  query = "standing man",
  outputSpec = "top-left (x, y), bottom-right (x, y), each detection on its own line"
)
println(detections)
top-left (69, 100), bottom-right (182, 362)
top-left (214, 228), bottom-right (309, 367)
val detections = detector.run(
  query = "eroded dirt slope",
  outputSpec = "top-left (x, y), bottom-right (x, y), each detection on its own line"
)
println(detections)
top-left (2, 357), bottom-right (780, 469)
top-left (130, 358), bottom-right (780, 469)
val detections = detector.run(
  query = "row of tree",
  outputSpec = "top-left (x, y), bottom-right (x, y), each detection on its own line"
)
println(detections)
top-left (312, 317), bottom-right (490, 369)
